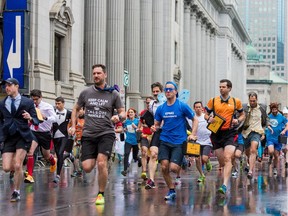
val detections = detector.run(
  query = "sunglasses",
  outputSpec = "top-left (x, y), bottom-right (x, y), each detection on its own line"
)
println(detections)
top-left (164, 87), bottom-right (175, 92)
top-left (145, 102), bottom-right (150, 104)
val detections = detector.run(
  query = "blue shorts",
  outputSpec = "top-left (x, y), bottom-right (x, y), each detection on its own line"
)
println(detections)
top-left (244, 132), bottom-right (261, 149)
top-left (158, 141), bottom-right (183, 166)
top-left (267, 140), bottom-right (282, 152)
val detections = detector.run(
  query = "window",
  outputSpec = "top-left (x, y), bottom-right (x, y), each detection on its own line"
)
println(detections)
top-left (174, 41), bottom-right (178, 64)
top-left (250, 69), bottom-right (254, 76)
top-left (54, 34), bottom-right (62, 81)
top-left (278, 87), bottom-right (282, 93)
top-left (50, 2), bottom-right (74, 83)
top-left (175, 0), bottom-right (178, 22)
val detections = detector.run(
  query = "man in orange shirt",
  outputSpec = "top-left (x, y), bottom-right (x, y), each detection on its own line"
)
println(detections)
top-left (205, 79), bottom-right (245, 195)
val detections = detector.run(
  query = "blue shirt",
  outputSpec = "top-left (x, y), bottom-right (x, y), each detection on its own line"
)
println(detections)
top-left (124, 118), bottom-right (139, 145)
top-left (266, 113), bottom-right (286, 142)
top-left (155, 99), bottom-right (195, 144)
top-left (5, 94), bottom-right (21, 113)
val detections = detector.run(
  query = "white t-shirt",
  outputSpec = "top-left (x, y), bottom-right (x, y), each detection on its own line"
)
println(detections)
top-left (195, 113), bottom-right (212, 146)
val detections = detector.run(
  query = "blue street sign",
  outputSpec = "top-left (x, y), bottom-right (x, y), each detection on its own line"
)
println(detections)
top-left (3, 11), bottom-right (25, 88)
top-left (6, 0), bottom-right (27, 10)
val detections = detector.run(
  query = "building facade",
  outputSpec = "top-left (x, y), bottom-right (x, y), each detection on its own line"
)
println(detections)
top-left (0, 0), bottom-right (250, 110)
top-left (246, 45), bottom-right (288, 108)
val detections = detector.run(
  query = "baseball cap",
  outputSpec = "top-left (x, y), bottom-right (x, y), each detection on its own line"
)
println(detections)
top-left (2, 78), bottom-right (19, 85)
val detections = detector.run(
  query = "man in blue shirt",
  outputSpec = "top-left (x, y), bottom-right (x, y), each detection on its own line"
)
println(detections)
top-left (151, 81), bottom-right (198, 200)
top-left (266, 102), bottom-right (287, 176)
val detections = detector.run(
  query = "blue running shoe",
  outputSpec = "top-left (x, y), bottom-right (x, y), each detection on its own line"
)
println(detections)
top-left (164, 190), bottom-right (176, 200)
top-left (218, 185), bottom-right (227, 195)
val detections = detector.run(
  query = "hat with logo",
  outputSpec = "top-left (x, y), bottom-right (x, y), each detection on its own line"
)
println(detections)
top-left (2, 78), bottom-right (19, 85)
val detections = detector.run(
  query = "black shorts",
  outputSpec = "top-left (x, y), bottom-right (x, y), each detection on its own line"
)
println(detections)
top-left (3, 132), bottom-right (31, 153)
top-left (200, 145), bottom-right (212, 156)
top-left (236, 144), bottom-right (244, 152)
top-left (150, 129), bottom-right (162, 148)
top-left (32, 131), bottom-right (52, 150)
top-left (81, 133), bottom-right (115, 162)
top-left (210, 129), bottom-right (238, 150)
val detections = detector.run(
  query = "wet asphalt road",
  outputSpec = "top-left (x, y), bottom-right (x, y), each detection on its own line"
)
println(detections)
top-left (0, 157), bottom-right (287, 216)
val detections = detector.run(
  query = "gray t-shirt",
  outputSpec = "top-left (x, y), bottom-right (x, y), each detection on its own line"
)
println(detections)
top-left (77, 85), bottom-right (124, 137)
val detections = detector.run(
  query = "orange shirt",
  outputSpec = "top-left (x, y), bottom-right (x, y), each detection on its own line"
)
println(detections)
top-left (206, 96), bottom-right (243, 130)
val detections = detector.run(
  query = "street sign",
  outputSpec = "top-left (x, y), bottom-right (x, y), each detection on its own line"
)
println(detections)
top-left (3, 11), bottom-right (25, 87)
top-left (123, 70), bottom-right (129, 87)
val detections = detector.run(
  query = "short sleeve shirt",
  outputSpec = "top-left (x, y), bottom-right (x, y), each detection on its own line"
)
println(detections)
top-left (205, 96), bottom-right (243, 130)
top-left (77, 85), bottom-right (124, 137)
top-left (155, 99), bottom-right (195, 144)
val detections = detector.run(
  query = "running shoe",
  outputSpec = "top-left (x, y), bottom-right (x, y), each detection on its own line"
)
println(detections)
top-left (206, 160), bottom-right (212, 172)
top-left (50, 158), bottom-right (57, 173)
top-left (121, 170), bottom-right (128, 177)
top-left (231, 170), bottom-right (238, 178)
top-left (145, 179), bottom-right (156, 189)
top-left (10, 191), bottom-right (20, 202)
top-left (175, 177), bottom-right (181, 185)
top-left (218, 185), bottom-right (227, 195)
top-left (95, 194), bottom-right (105, 205)
top-left (164, 190), bottom-right (176, 200)
top-left (24, 175), bottom-right (35, 183)
top-left (71, 171), bottom-right (78, 177)
top-left (53, 175), bottom-right (60, 183)
top-left (141, 172), bottom-right (148, 180)
top-left (197, 175), bottom-right (206, 182)
top-left (273, 168), bottom-right (277, 176)
top-left (247, 172), bottom-right (253, 179)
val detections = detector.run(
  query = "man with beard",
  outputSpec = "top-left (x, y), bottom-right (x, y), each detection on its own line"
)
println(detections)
top-left (69, 64), bottom-right (125, 205)
top-left (241, 92), bottom-right (268, 179)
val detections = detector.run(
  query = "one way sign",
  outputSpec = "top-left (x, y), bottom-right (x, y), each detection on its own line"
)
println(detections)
top-left (3, 11), bottom-right (25, 87)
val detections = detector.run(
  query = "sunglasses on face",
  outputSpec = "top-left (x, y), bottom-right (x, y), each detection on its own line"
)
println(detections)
top-left (164, 87), bottom-right (175, 92)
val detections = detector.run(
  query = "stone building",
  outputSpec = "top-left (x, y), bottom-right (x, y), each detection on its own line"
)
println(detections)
top-left (246, 44), bottom-right (288, 108)
top-left (0, 0), bottom-right (250, 109)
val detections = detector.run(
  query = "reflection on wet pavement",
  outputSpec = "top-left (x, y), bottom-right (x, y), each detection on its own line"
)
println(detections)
top-left (0, 158), bottom-right (287, 215)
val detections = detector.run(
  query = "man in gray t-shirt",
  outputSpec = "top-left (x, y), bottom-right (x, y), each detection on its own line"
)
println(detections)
top-left (69, 64), bottom-right (125, 205)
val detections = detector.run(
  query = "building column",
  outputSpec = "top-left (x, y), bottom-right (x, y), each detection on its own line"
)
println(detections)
top-left (201, 19), bottom-right (206, 101)
top-left (106, 0), bottom-right (125, 87)
top-left (210, 29), bottom-right (216, 94)
top-left (124, 0), bottom-right (141, 109)
top-left (84, 0), bottom-right (107, 84)
top-left (205, 24), bottom-right (211, 101)
top-left (195, 13), bottom-right (202, 101)
top-left (163, 0), bottom-right (172, 82)
top-left (190, 9), bottom-right (197, 105)
top-left (183, 1), bottom-right (191, 90)
top-left (152, 0), bottom-right (164, 83)
top-left (140, 0), bottom-right (153, 98)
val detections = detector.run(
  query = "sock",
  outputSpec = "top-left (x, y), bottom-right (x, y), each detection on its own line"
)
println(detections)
top-left (98, 192), bottom-right (104, 196)
top-left (27, 155), bottom-right (34, 176)
top-left (49, 154), bottom-right (55, 165)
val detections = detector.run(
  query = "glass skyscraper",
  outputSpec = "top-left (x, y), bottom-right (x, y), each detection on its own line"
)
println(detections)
top-left (237, 0), bottom-right (286, 78)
